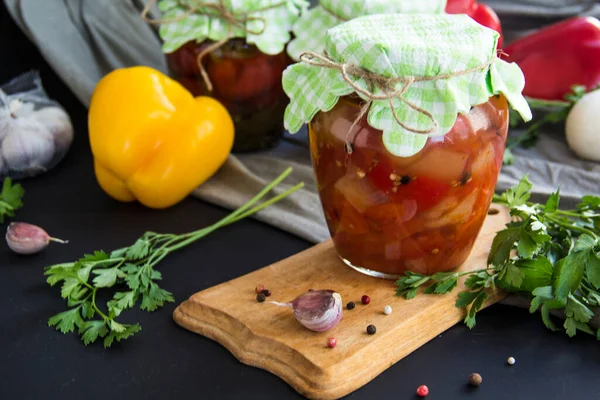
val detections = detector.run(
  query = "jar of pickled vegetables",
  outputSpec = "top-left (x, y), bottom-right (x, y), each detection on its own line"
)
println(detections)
top-left (151, 0), bottom-right (308, 152)
top-left (283, 14), bottom-right (532, 278)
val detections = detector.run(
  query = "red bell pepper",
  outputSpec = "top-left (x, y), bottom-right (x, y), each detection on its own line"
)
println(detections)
top-left (502, 17), bottom-right (600, 101)
top-left (446, 0), bottom-right (503, 48)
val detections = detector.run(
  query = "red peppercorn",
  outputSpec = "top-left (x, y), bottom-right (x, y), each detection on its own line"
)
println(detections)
top-left (255, 284), bottom-right (264, 294)
top-left (361, 295), bottom-right (371, 305)
top-left (416, 385), bottom-right (429, 397)
top-left (326, 337), bottom-right (337, 348)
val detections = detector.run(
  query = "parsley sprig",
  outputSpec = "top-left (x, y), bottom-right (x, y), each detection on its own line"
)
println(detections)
top-left (397, 176), bottom-right (600, 338)
top-left (46, 168), bottom-right (303, 347)
top-left (0, 177), bottom-right (24, 224)
top-left (504, 85), bottom-right (598, 165)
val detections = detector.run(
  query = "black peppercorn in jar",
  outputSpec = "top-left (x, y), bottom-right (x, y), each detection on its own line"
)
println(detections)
top-left (145, 0), bottom-right (308, 152)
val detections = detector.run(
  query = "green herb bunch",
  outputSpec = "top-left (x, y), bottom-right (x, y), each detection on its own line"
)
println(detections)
top-left (0, 177), bottom-right (24, 224)
top-left (397, 176), bottom-right (600, 338)
top-left (45, 168), bottom-right (303, 348)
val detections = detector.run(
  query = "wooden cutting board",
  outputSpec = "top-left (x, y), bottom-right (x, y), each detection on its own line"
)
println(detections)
top-left (173, 206), bottom-right (510, 399)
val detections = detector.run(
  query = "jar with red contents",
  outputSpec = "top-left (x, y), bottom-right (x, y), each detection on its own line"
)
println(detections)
top-left (152, 0), bottom-right (308, 152)
top-left (283, 14), bottom-right (532, 278)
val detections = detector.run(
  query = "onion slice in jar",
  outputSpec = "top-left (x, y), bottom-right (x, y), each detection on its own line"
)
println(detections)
top-left (424, 191), bottom-right (478, 228)
top-left (409, 148), bottom-right (469, 182)
top-left (334, 175), bottom-right (389, 213)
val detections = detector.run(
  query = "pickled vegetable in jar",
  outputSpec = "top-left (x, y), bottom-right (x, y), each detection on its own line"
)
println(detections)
top-left (148, 0), bottom-right (308, 152)
top-left (287, 0), bottom-right (446, 61)
top-left (283, 14), bottom-right (533, 278)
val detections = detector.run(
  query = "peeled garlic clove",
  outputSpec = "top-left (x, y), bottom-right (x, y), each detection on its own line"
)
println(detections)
top-left (272, 290), bottom-right (343, 332)
top-left (6, 222), bottom-right (68, 255)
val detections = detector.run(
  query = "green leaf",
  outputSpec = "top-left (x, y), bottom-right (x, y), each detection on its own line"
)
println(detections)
top-left (464, 291), bottom-right (488, 329)
top-left (553, 253), bottom-right (586, 301)
top-left (515, 257), bottom-right (554, 292)
top-left (564, 317), bottom-right (593, 337)
top-left (587, 252), bottom-right (600, 289)
top-left (103, 323), bottom-right (142, 348)
top-left (517, 232), bottom-right (538, 258)
top-left (578, 195), bottom-right (600, 210)
top-left (79, 321), bottom-right (109, 346)
top-left (61, 278), bottom-right (81, 299)
top-left (81, 301), bottom-right (95, 319)
top-left (81, 251), bottom-right (110, 263)
top-left (48, 307), bottom-right (83, 334)
top-left (505, 176), bottom-right (533, 208)
top-left (565, 295), bottom-right (594, 323)
top-left (0, 177), bottom-right (25, 224)
top-left (76, 263), bottom-right (94, 283)
top-left (431, 277), bottom-right (458, 294)
top-left (574, 234), bottom-right (597, 251)
top-left (109, 291), bottom-right (137, 311)
top-left (405, 287), bottom-right (418, 300)
top-left (545, 190), bottom-right (560, 212)
top-left (92, 266), bottom-right (125, 288)
top-left (540, 304), bottom-right (558, 331)
top-left (456, 291), bottom-right (479, 308)
top-left (488, 225), bottom-right (524, 266)
top-left (125, 239), bottom-right (151, 260)
top-left (503, 264), bottom-right (525, 289)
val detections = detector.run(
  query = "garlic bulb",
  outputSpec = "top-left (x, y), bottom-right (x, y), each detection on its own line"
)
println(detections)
top-left (565, 90), bottom-right (600, 162)
top-left (0, 72), bottom-right (74, 179)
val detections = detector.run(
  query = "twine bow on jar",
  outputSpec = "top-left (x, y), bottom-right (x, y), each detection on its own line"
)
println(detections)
top-left (298, 51), bottom-right (495, 153)
top-left (141, 0), bottom-right (286, 91)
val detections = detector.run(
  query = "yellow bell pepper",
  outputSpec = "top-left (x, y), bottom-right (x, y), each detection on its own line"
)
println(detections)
top-left (88, 66), bottom-right (234, 209)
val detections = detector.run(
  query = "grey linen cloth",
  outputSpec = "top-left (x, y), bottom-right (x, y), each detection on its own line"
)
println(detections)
top-left (5, 0), bottom-right (600, 248)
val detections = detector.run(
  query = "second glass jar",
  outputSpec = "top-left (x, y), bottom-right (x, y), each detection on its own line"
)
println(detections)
top-left (166, 39), bottom-right (289, 152)
top-left (309, 95), bottom-right (509, 278)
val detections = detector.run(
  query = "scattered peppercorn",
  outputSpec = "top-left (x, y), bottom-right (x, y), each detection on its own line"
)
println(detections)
top-left (256, 293), bottom-right (266, 302)
top-left (383, 305), bottom-right (392, 315)
top-left (361, 295), bottom-right (371, 305)
top-left (400, 175), bottom-right (412, 185)
top-left (262, 289), bottom-right (271, 297)
top-left (416, 385), bottom-right (429, 397)
top-left (347, 302), bottom-right (356, 310)
top-left (366, 324), bottom-right (376, 335)
top-left (326, 337), bottom-right (337, 348)
top-left (468, 373), bottom-right (482, 386)
top-left (507, 356), bottom-right (515, 365)
top-left (255, 284), bottom-right (264, 294)
top-left (308, 289), bottom-right (314, 291)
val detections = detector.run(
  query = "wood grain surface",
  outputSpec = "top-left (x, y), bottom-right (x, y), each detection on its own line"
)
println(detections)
top-left (173, 206), bottom-right (510, 399)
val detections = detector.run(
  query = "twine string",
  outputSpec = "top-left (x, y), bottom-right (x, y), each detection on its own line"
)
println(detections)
top-left (299, 51), bottom-right (495, 153)
top-left (142, 0), bottom-right (285, 91)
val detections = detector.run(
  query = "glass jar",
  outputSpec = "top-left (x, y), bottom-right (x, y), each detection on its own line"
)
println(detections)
top-left (308, 95), bottom-right (509, 278)
top-left (166, 39), bottom-right (290, 152)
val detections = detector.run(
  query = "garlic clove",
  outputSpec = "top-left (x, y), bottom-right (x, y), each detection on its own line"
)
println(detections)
top-left (271, 290), bottom-right (343, 332)
top-left (6, 222), bottom-right (68, 255)
top-left (2, 117), bottom-right (55, 175)
top-left (31, 107), bottom-right (73, 154)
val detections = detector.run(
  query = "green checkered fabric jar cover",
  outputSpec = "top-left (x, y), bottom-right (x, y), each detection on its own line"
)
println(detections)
top-left (283, 14), bottom-right (533, 157)
top-left (157, 0), bottom-right (308, 55)
top-left (287, 0), bottom-right (446, 61)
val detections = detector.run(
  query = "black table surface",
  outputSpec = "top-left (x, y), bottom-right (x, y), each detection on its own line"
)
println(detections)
top-left (1, 5), bottom-right (599, 400)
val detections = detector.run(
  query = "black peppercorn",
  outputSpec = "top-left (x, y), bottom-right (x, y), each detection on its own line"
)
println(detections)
top-left (367, 324), bottom-right (377, 335)
top-left (262, 289), bottom-right (271, 297)
top-left (308, 289), bottom-right (314, 291)
top-left (460, 171), bottom-right (471, 186)
top-left (256, 293), bottom-right (266, 302)
top-left (400, 175), bottom-right (411, 185)
top-left (347, 302), bottom-right (356, 310)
